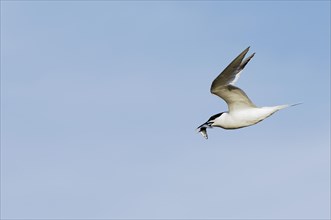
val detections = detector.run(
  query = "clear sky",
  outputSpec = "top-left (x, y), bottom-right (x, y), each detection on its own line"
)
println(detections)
top-left (1, 1), bottom-right (330, 219)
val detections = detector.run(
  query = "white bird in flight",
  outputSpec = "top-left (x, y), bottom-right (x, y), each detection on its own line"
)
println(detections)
top-left (197, 47), bottom-right (300, 139)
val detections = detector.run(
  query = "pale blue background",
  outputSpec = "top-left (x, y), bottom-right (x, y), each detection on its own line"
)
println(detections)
top-left (1, 1), bottom-right (330, 219)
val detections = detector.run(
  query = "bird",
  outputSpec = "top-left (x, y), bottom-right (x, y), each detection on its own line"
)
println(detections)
top-left (197, 47), bottom-right (300, 139)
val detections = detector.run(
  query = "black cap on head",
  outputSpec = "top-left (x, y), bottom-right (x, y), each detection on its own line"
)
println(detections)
top-left (208, 112), bottom-right (224, 121)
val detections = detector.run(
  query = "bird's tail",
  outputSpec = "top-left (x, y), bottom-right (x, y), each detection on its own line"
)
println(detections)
top-left (276, 102), bottom-right (303, 110)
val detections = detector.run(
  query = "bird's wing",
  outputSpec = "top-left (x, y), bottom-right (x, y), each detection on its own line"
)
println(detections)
top-left (211, 85), bottom-right (256, 112)
top-left (210, 47), bottom-right (257, 112)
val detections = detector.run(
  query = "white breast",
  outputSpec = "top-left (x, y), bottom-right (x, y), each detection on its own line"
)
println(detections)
top-left (213, 106), bottom-right (281, 129)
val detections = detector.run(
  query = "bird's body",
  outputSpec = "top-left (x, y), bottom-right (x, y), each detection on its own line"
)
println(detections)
top-left (212, 105), bottom-right (289, 129)
top-left (197, 47), bottom-right (300, 139)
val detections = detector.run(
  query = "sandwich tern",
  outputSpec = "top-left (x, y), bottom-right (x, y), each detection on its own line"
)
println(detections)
top-left (197, 47), bottom-right (300, 139)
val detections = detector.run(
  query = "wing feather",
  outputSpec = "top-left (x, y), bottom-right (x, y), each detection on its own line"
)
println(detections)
top-left (210, 47), bottom-right (257, 112)
top-left (212, 85), bottom-right (256, 112)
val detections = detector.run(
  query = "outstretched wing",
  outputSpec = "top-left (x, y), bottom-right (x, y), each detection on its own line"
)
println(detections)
top-left (210, 47), bottom-right (256, 112)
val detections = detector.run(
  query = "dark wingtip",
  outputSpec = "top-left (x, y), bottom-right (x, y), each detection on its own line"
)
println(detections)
top-left (239, 51), bottom-right (255, 70)
top-left (243, 46), bottom-right (250, 54)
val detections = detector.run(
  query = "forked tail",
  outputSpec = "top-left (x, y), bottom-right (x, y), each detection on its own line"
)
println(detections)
top-left (276, 102), bottom-right (303, 110)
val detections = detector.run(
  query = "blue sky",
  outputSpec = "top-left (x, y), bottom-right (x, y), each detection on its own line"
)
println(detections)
top-left (1, 1), bottom-right (330, 219)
